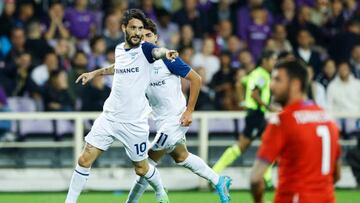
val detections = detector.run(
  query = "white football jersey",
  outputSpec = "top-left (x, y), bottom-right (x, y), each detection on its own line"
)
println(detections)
top-left (146, 58), bottom-right (191, 121)
top-left (103, 42), bottom-right (156, 122)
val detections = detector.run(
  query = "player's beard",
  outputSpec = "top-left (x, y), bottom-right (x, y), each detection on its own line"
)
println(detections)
top-left (273, 86), bottom-right (290, 107)
top-left (125, 31), bottom-right (142, 47)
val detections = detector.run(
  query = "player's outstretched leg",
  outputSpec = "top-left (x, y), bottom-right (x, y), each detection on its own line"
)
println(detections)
top-left (170, 144), bottom-right (231, 203)
top-left (212, 134), bottom-right (252, 173)
top-left (65, 143), bottom-right (102, 203)
top-left (212, 144), bottom-right (241, 173)
top-left (133, 159), bottom-right (169, 203)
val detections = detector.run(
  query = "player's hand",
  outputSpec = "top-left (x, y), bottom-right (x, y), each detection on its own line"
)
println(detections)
top-left (180, 109), bottom-right (193, 127)
top-left (166, 50), bottom-right (179, 61)
top-left (76, 72), bottom-right (95, 85)
top-left (251, 88), bottom-right (262, 103)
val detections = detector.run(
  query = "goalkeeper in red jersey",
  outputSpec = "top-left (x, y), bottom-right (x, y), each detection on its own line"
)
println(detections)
top-left (250, 59), bottom-right (341, 203)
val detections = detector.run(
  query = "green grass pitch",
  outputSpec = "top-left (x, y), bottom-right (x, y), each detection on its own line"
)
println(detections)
top-left (0, 190), bottom-right (359, 203)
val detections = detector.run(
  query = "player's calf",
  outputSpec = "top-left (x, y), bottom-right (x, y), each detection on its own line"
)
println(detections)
top-left (169, 144), bottom-right (189, 163)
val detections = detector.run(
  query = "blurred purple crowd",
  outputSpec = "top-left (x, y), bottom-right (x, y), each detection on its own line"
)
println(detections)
top-left (0, 0), bottom-right (359, 116)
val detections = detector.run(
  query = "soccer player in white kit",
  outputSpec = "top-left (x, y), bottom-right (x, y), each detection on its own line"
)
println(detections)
top-left (126, 19), bottom-right (232, 203)
top-left (65, 9), bottom-right (177, 203)
top-left (79, 18), bottom-right (231, 203)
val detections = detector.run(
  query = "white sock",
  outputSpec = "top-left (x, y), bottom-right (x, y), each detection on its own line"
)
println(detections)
top-left (143, 163), bottom-right (166, 199)
top-left (65, 164), bottom-right (91, 203)
top-left (177, 153), bottom-right (220, 185)
top-left (126, 176), bottom-right (149, 203)
top-left (126, 159), bottom-right (158, 203)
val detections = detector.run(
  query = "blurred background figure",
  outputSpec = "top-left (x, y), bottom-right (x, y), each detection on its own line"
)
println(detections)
top-left (192, 37), bottom-right (220, 85)
top-left (81, 74), bottom-right (110, 111)
top-left (43, 70), bottom-right (73, 112)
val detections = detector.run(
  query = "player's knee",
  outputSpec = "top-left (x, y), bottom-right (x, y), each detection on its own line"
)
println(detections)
top-left (134, 165), bottom-right (148, 176)
top-left (172, 151), bottom-right (189, 163)
top-left (78, 154), bottom-right (93, 168)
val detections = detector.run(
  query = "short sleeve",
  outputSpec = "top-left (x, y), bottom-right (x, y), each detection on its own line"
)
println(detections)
top-left (257, 116), bottom-right (286, 163)
top-left (255, 76), bottom-right (266, 88)
top-left (141, 42), bottom-right (158, 64)
top-left (162, 58), bottom-right (191, 78)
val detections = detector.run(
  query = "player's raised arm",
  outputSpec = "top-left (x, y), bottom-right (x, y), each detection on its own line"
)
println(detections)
top-left (152, 47), bottom-right (179, 61)
top-left (75, 64), bottom-right (115, 85)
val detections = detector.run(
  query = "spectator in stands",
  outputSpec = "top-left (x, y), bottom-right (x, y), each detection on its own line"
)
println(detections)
top-left (81, 75), bottom-right (110, 111)
top-left (68, 50), bottom-right (88, 101)
top-left (102, 13), bottom-right (123, 50)
top-left (329, 20), bottom-right (360, 63)
top-left (25, 21), bottom-right (52, 65)
top-left (208, 0), bottom-right (237, 28)
top-left (179, 46), bottom-right (194, 66)
top-left (315, 58), bottom-right (337, 90)
top-left (43, 70), bottom-right (74, 111)
top-left (287, 5), bottom-right (324, 47)
top-left (227, 35), bottom-right (245, 68)
top-left (192, 37), bottom-right (220, 84)
top-left (236, 0), bottom-right (273, 40)
top-left (6, 27), bottom-right (27, 64)
top-left (31, 50), bottom-right (59, 88)
top-left (343, 0), bottom-right (360, 21)
top-left (156, 8), bottom-right (179, 48)
top-left (172, 0), bottom-right (209, 38)
top-left (44, 1), bottom-right (70, 41)
top-left (294, 29), bottom-right (323, 77)
top-left (270, 24), bottom-right (293, 55)
top-left (54, 38), bottom-right (74, 71)
top-left (350, 45), bottom-right (360, 78)
top-left (3, 52), bottom-right (35, 97)
top-left (178, 24), bottom-right (194, 50)
top-left (15, 1), bottom-right (35, 29)
top-left (213, 19), bottom-right (233, 54)
top-left (324, 0), bottom-right (345, 38)
top-left (194, 67), bottom-right (215, 110)
top-left (238, 49), bottom-right (256, 73)
top-left (140, 0), bottom-right (157, 22)
top-left (327, 61), bottom-right (360, 114)
top-left (87, 36), bottom-right (106, 70)
top-left (310, 0), bottom-right (330, 27)
top-left (306, 65), bottom-right (327, 108)
top-left (275, 0), bottom-right (296, 25)
top-left (244, 6), bottom-right (272, 60)
top-left (0, 0), bottom-right (16, 37)
top-left (65, 0), bottom-right (96, 53)
top-left (210, 51), bottom-right (236, 110)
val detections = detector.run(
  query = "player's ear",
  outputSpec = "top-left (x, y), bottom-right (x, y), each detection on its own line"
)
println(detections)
top-left (121, 24), bottom-right (126, 33)
top-left (291, 79), bottom-right (302, 93)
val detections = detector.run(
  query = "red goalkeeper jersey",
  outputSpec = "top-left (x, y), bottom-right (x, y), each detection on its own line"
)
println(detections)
top-left (257, 100), bottom-right (341, 203)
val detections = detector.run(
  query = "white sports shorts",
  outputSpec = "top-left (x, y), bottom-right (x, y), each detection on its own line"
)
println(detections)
top-left (150, 116), bottom-right (189, 153)
top-left (85, 113), bottom-right (150, 162)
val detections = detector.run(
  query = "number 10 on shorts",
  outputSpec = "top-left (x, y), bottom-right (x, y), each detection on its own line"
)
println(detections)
top-left (134, 142), bottom-right (147, 155)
